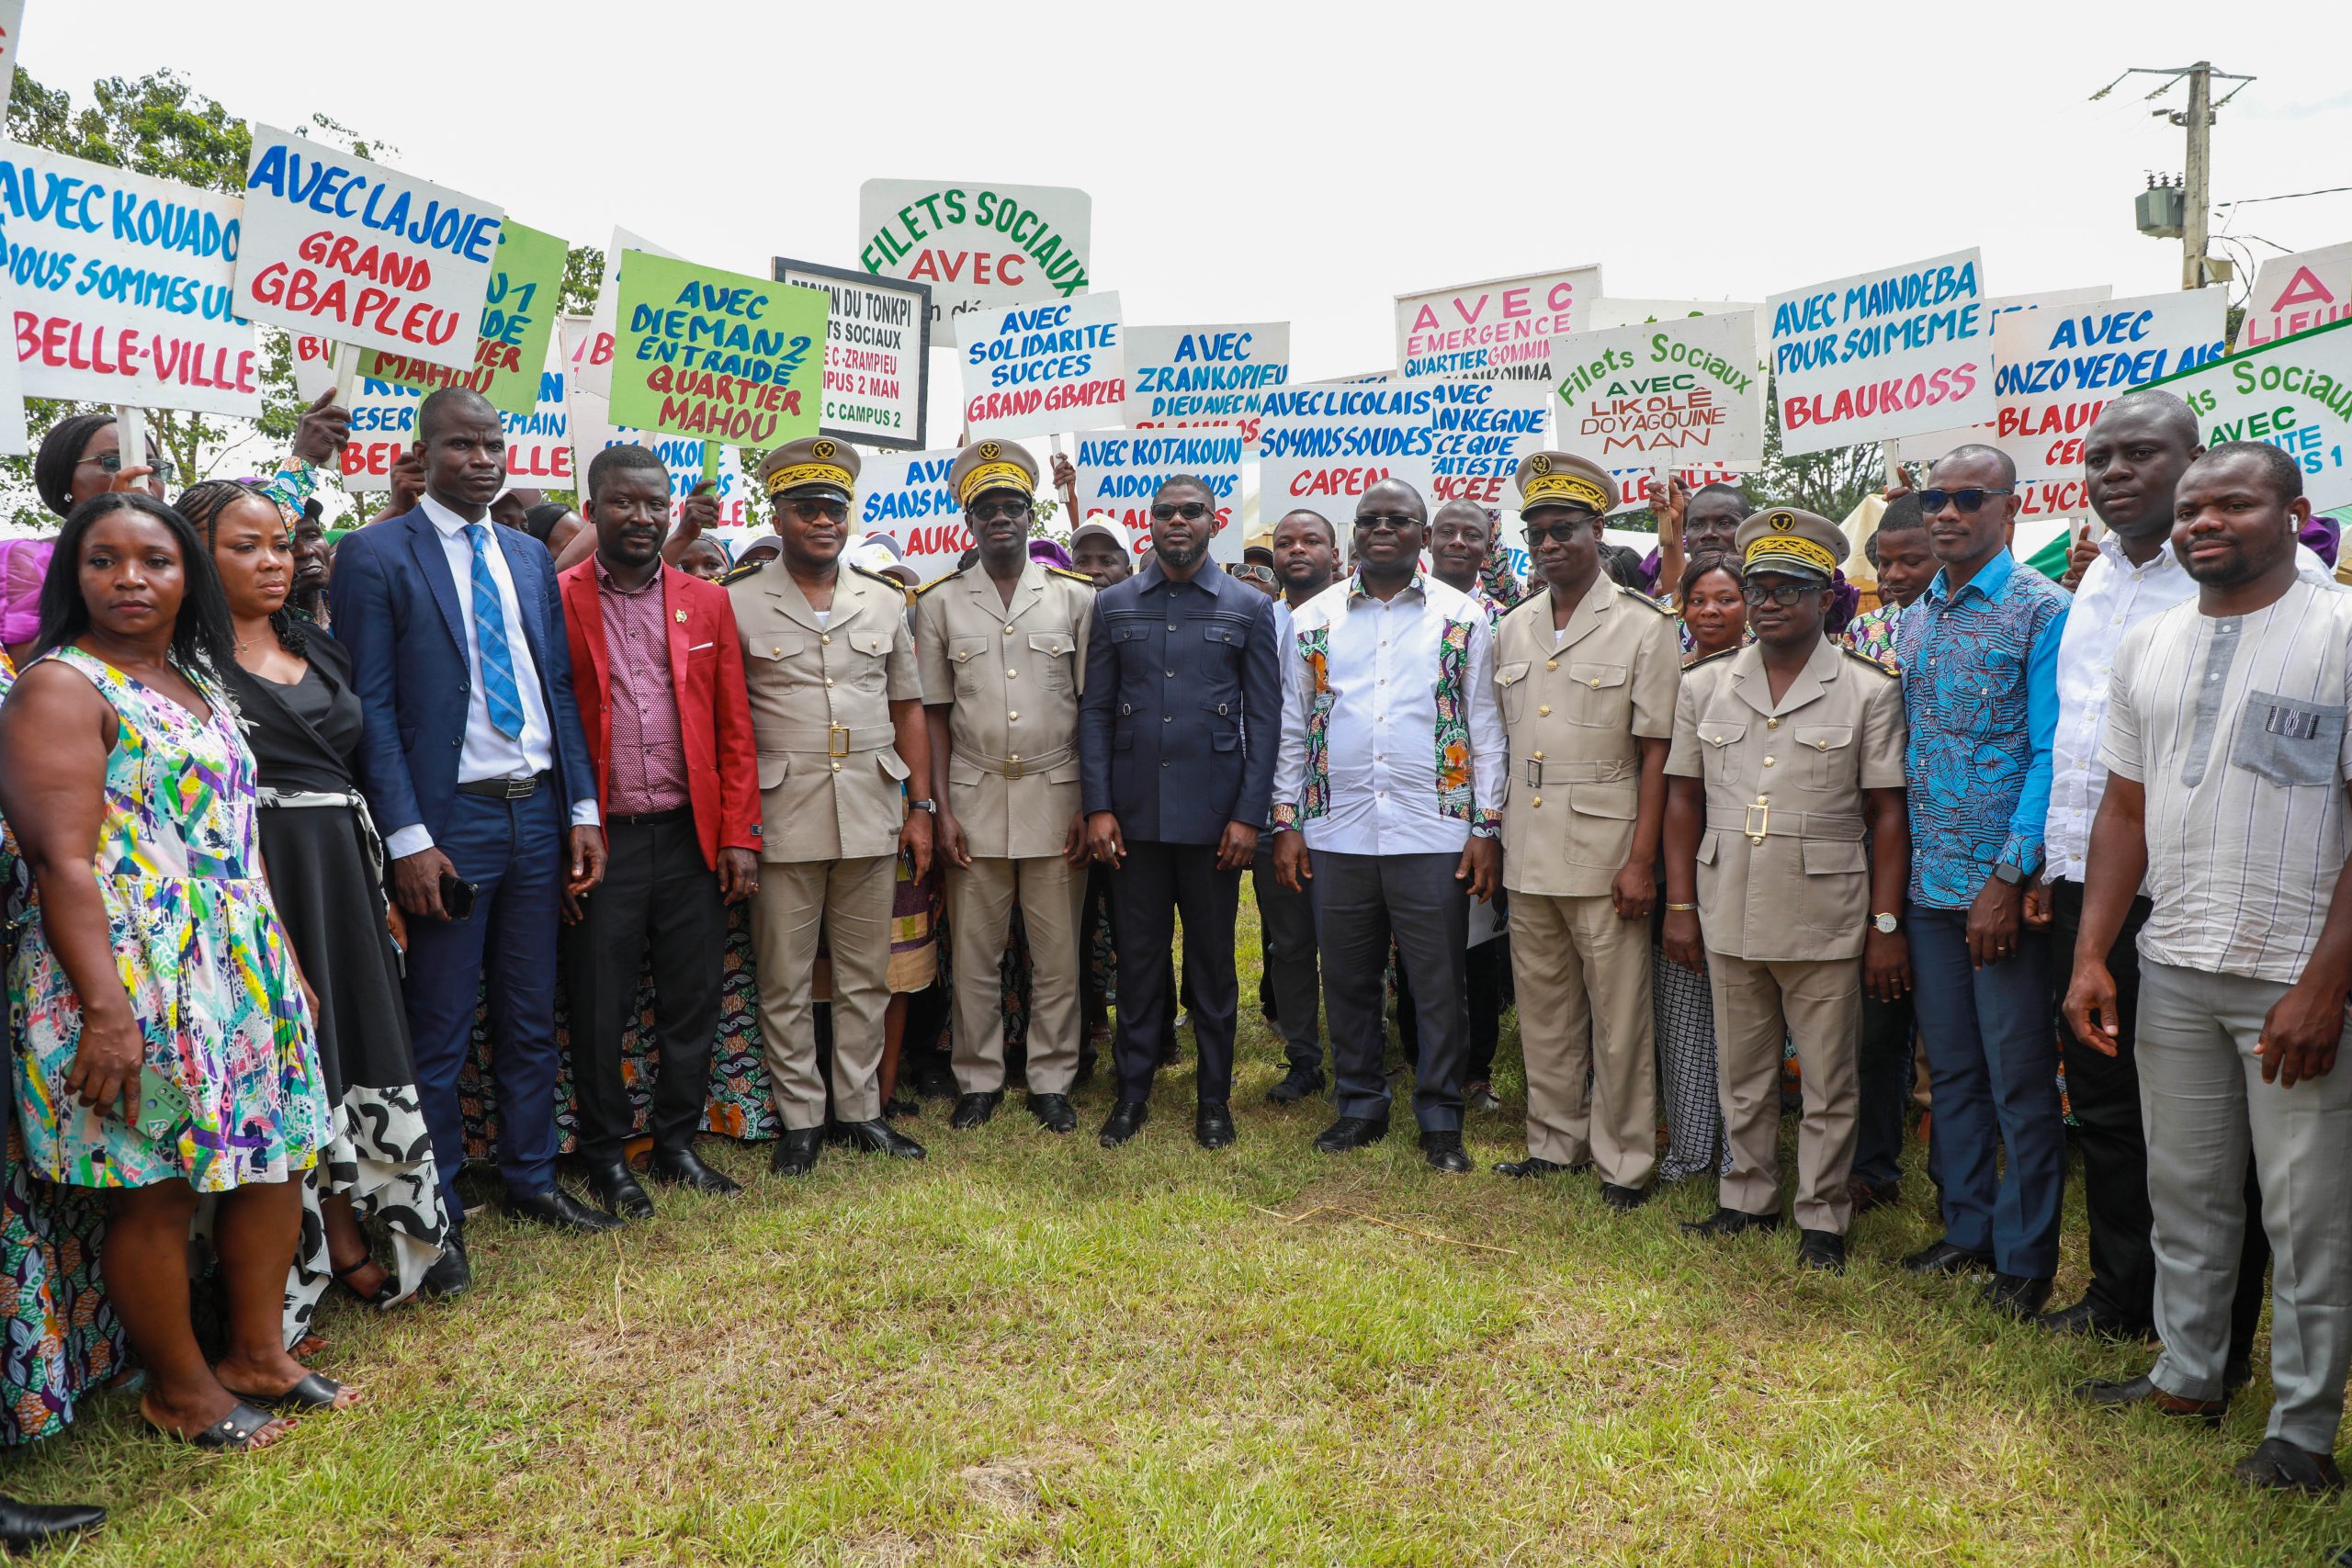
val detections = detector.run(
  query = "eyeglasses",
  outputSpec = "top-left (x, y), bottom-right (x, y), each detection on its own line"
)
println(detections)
top-left (80, 450), bottom-right (178, 486)
top-left (1150, 502), bottom-right (1212, 524)
top-left (968, 496), bottom-right (1034, 525)
top-left (1230, 563), bottom-right (1274, 585)
top-left (786, 498), bottom-right (848, 525)
top-left (1524, 518), bottom-right (1596, 546)
top-left (1917, 487), bottom-right (2014, 514)
top-left (1741, 581), bottom-right (1822, 607)
top-left (1353, 513), bottom-right (1419, 532)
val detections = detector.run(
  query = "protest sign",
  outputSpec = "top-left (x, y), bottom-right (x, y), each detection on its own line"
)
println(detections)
top-left (1608, 465), bottom-right (1749, 517)
top-left (1894, 285), bottom-right (2122, 465)
top-left (290, 333), bottom-right (343, 402)
top-left (356, 219), bottom-right (567, 416)
top-left (857, 447), bottom-right (967, 575)
top-left (2238, 243), bottom-right (2352, 352)
top-left (0, 142), bottom-right (256, 414)
top-left (1073, 428), bottom-right (1249, 563)
top-left (772, 255), bottom-right (930, 450)
top-left (1588, 299), bottom-right (1770, 370)
top-left (607, 250), bottom-right (824, 447)
top-left (1121, 322), bottom-right (1291, 444)
top-left (1768, 249), bottom-right (1994, 456)
top-left (1981, 289), bottom-right (2228, 490)
top-left (1426, 379), bottom-right (1553, 507)
top-left (859, 180), bottom-right (1091, 328)
top-left (957, 292), bottom-right (1124, 439)
top-left (1256, 380), bottom-right (1438, 526)
top-left (336, 336), bottom-right (575, 494)
top-left (1395, 265), bottom-right (1600, 381)
top-left (1555, 311), bottom-right (1765, 478)
top-left (234, 125), bottom-right (502, 371)
top-left (562, 313), bottom-right (752, 526)
top-left (2146, 317), bottom-right (2352, 512)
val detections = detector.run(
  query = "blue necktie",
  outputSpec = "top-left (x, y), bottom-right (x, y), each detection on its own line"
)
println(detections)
top-left (465, 523), bottom-right (526, 740)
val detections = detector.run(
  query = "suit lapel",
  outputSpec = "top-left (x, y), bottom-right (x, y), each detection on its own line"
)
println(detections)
top-left (661, 568), bottom-right (694, 710)
top-left (406, 514), bottom-right (468, 657)
top-left (565, 567), bottom-right (608, 694)
top-left (1555, 576), bottom-right (1612, 653)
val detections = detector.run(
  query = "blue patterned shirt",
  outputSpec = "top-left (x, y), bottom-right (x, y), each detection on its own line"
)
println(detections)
top-left (1894, 549), bottom-right (2068, 908)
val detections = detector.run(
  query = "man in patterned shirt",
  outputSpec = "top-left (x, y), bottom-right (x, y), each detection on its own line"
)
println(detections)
top-left (1894, 445), bottom-right (2071, 1319)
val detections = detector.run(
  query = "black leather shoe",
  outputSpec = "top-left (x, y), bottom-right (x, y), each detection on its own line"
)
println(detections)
top-left (1315, 1115), bottom-right (1390, 1154)
top-left (1984, 1272), bottom-right (2053, 1319)
top-left (1027, 1093), bottom-right (1077, 1134)
top-left (2233, 1437), bottom-right (2346, 1495)
top-left (0, 1495), bottom-right (106, 1551)
top-left (951, 1091), bottom-right (1001, 1129)
top-left (1420, 1131), bottom-right (1471, 1173)
top-left (1492, 1155), bottom-right (1578, 1179)
top-left (2034, 1296), bottom-right (2154, 1342)
top-left (1600, 1182), bottom-right (1650, 1213)
top-left (1680, 1206), bottom-right (1783, 1238)
top-left (835, 1118), bottom-right (926, 1159)
top-left (771, 1127), bottom-right (824, 1177)
top-left (1797, 1229), bottom-right (1848, 1272)
top-left (646, 1147), bottom-right (742, 1196)
top-left (504, 1186), bottom-right (624, 1234)
top-left (1268, 1066), bottom-right (1324, 1105)
top-left (1099, 1100), bottom-right (1148, 1146)
top-left (1195, 1101), bottom-right (1237, 1149)
top-left (1900, 1239), bottom-right (1993, 1276)
top-left (2072, 1373), bottom-right (2227, 1427)
top-left (421, 1223), bottom-right (469, 1299)
top-left (581, 1159), bottom-right (655, 1221)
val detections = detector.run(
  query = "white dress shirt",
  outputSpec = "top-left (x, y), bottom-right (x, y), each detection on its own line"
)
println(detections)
top-left (1271, 570), bottom-right (1506, 856)
top-left (2044, 532), bottom-right (2330, 882)
top-left (384, 494), bottom-right (596, 860)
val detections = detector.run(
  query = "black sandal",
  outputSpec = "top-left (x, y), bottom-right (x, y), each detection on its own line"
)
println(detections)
top-left (333, 1257), bottom-right (396, 1308)
top-left (227, 1373), bottom-right (348, 1414)
top-left (154, 1402), bottom-right (280, 1451)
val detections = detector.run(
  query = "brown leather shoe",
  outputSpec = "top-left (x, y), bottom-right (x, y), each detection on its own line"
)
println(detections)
top-left (2072, 1373), bottom-right (2227, 1427)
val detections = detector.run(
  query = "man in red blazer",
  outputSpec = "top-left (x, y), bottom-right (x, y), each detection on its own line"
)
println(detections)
top-left (558, 444), bottom-right (761, 1217)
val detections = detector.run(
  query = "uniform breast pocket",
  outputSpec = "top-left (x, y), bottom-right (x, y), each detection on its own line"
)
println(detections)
top-left (2231, 692), bottom-right (2346, 789)
top-left (1029, 631), bottom-right (1076, 692)
top-left (850, 630), bottom-right (893, 692)
top-left (746, 634), bottom-right (808, 693)
top-left (1495, 660), bottom-right (1532, 724)
top-left (949, 636), bottom-right (989, 697)
top-left (1700, 720), bottom-right (1747, 777)
top-left (1794, 724), bottom-right (1854, 789)
top-left (1199, 618), bottom-right (1247, 662)
top-left (1565, 663), bottom-right (1628, 725)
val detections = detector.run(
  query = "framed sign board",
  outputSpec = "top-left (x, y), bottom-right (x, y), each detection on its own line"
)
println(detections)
top-left (772, 255), bottom-right (932, 451)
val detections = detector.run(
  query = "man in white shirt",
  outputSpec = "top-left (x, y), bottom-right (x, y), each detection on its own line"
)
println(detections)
top-left (2064, 441), bottom-right (2352, 1496)
top-left (1271, 479), bottom-right (1505, 1172)
top-left (2028, 390), bottom-right (2316, 1353)
top-left (334, 389), bottom-right (615, 1295)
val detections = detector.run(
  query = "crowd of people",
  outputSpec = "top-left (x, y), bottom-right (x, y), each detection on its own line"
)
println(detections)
top-left (0, 378), bottom-right (2340, 1550)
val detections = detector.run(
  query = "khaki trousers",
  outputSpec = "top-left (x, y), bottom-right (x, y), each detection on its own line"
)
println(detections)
top-left (947, 854), bottom-right (1085, 1096)
top-left (1509, 892), bottom-right (1656, 1189)
top-left (1707, 952), bottom-right (1860, 1233)
top-left (751, 854), bottom-right (895, 1128)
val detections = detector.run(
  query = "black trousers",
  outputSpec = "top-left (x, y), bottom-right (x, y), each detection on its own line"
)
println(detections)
top-left (1110, 841), bottom-right (1240, 1104)
top-left (1317, 852), bottom-right (1470, 1132)
top-left (2052, 879), bottom-right (2268, 1352)
top-left (1852, 989), bottom-right (1917, 1189)
top-left (1396, 923), bottom-right (1505, 1085)
top-left (559, 811), bottom-right (727, 1163)
top-left (1252, 841), bottom-right (1324, 1076)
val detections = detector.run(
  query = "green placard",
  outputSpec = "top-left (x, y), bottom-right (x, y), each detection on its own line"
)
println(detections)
top-left (357, 219), bottom-right (569, 416)
top-left (607, 250), bottom-right (826, 447)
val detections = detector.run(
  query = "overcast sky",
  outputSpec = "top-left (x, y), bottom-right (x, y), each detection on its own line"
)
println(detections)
top-left (27, 0), bottom-right (2352, 449)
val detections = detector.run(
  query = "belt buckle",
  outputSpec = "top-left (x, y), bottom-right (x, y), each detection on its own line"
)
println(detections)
top-left (828, 724), bottom-right (851, 759)
top-left (503, 775), bottom-right (533, 799)
top-left (1744, 798), bottom-right (1770, 844)
top-left (1524, 757), bottom-right (1544, 788)
top-left (1002, 754), bottom-right (1025, 781)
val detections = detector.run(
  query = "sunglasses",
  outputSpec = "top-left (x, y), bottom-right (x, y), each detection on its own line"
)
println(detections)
top-left (1229, 563), bottom-right (1274, 585)
top-left (1151, 502), bottom-right (1212, 524)
top-left (81, 450), bottom-right (178, 486)
top-left (786, 498), bottom-right (848, 524)
top-left (1524, 517), bottom-right (1597, 546)
top-left (1741, 581), bottom-right (1823, 606)
top-left (1917, 487), bottom-right (2014, 514)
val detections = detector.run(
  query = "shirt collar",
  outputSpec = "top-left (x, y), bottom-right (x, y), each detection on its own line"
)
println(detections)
top-left (417, 492), bottom-right (489, 539)
top-left (1927, 547), bottom-right (2016, 605)
top-left (594, 556), bottom-right (664, 597)
top-left (2097, 532), bottom-right (2179, 577)
top-left (1345, 567), bottom-right (1427, 604)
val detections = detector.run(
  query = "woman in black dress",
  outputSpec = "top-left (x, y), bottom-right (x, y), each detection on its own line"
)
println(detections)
top-left (182, 480), bottom-right (447, 1337)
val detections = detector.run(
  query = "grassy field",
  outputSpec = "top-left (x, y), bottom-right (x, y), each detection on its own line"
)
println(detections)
top-left (17, 916), bottom-right (2350, 1567)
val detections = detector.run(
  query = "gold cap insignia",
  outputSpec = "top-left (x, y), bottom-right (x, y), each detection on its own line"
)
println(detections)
top-left (812, 439), bottom-right (836, 459)
top-left (979, 440), bottom-right (1001, 460)
top-left (1770, 511), bottom-right (1795, 532)
top-left (1530, 455), bottom-right (1553, 476)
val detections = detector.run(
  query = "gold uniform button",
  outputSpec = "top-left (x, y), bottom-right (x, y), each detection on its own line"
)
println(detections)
top-left (1763, 756), bottom-right (1775, 767)
top-left (1766, 717), bottom-right (1779, 729)
top-left (771, 646), bottom-right (781, 657)
top-left (1538, 705), bottom-right (1551, 716)
top-left (825, 677), bottom-right (834, 687)
top-left (1545, 659), bottom-right (1559, 671)
top-left (830, 761), bottom-right (841, 773)
top-left (1007, 670), bottom-right (1019, 680)
top-left (1009, 711), bottom-right (1020, 721)
top-left (1589, 677), bottom-right (1600, 688)
top-left (1003, 626), bottom-right (1014, 636)
top-left (820, 634), bottom-right (831, 645)
top-left (1815, 739), bottom-right (1829, 750)
top-left (1532, 750), bottom-right (1545, 761)
top-left (1531, 795), bottom-right (1543, 807)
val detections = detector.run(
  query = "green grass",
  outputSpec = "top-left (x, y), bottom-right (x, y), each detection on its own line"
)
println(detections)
top-left (20, 910), bottom-right (2349, 1566)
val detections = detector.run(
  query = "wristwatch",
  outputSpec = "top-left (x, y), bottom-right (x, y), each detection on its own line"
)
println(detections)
top-left (908, 798), bottom-right (938, 816)
top-left (1872, 911), bottom-right (1900, 934)
top-left (1991, 862), bottom-right (2031, 888)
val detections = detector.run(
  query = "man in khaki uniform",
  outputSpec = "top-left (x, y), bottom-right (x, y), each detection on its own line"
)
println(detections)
top-left (1491, 453), bottom-right (1681, 1210)
top-left (916, 439), bottom-right (1098, 1134)
top-left (1662, 506), bottom-right (1911, 1272)
top-left (730, 436), bottom-right (935, 1176)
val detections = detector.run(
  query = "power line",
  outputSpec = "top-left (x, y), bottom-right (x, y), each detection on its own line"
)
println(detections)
top-left (2216, 185), bottom-right (2352, 209)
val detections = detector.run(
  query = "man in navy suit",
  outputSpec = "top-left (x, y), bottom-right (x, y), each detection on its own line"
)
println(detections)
top-left (1078, 476), bottom-right (1281, 1150)
top-left (333, 388), bottom-right (614, 1295)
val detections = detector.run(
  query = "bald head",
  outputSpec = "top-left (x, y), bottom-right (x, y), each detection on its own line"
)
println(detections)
top-left (418, 387), bottom-right (500, 443)
top-left (1356, 478), bottom-right (1426, 525)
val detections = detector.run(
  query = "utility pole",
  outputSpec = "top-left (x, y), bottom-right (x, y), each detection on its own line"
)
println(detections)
top-left (2093, 62), bottom-right (2255, 291)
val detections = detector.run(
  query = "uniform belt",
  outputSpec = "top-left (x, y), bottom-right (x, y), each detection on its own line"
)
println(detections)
top-left (764, 725), bottom-right (896, 757)
top-left (1514, 757), bottom-right (1635, 785)
top-left (1705, 807), bottom-right (1865, 840)
top-left (457, 771), bottom-right (549, 800)
top-left (954, 743), bottom-right (1074, 782)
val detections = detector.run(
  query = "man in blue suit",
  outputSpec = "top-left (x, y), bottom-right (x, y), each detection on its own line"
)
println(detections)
top-left (1079, 476), bottom-right (1281, 1150)
top-left (333, 388), bottom-right (615, 1295)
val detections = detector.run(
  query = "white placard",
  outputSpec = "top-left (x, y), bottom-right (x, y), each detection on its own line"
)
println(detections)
top-left (1072, 428), bottom-right (1249, 564)
top-left (2154, 319), bottom-right (2352, 513)
top-left (2238, 242), bottom-right (2352, 353)
top-left (1984, 289), bottom-right (2228, 489)
top-left (1426, 378), bottom-right (1553, 510)
top-left (1255, 380), bottom-right (1439, 528)
top-left (335, 333), bottom-right (575, 494)
top-left (0, 142), bottom-right (257, 415)
top-left (1587, 299), bottom-right (1770, 371)
top-left (1120, 321), bottom-right (1291, 444)
top-left (858, 179), bottom-right (1091, 328)
top-left (233, 125), bottom-right (502, 372)
top-left (1768, 249), bottom-right (1995, 456)
top-left (773, 256), bottom-right (930, 450)
top-left (856, 448), bottom-right (968, 579)
top-left (1396, 265), bottom-right (1600, 381)
top-left (957, 292), bottom-right (1124, 439)
top-left (1555, 311), bottom-right (1765, 477)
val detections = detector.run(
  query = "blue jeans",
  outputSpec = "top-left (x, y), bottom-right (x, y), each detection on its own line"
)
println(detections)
top-left (1907, 902), bottom-right (2065, 1278)
top-left (401, 787), bottom-right (566, 1214)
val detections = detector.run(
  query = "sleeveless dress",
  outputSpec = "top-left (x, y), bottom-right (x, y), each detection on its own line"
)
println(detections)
top-left (9, 646), bottom-right (329, 1192)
